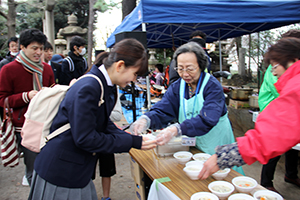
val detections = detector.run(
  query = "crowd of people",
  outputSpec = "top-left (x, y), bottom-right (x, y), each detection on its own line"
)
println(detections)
top-left (1, 27), bottom-right (300, 200)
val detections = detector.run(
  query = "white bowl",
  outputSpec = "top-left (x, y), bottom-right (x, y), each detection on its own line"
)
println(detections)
top-left (173, 151), bottom-right (193, 164)
top-left (193, 153), bottom-right (211, 162)
top-left (212, 168), bottom-right (231, 180)
top-left (190, 192), bottom-right (219, 200)
top-left (229, 193), bottom-right (255, 200)
top-left (253, 190), bottom-right (283, 200)
top-left (232, 176), bottom-right (257, 193)
top-left (183, 165), bottom-right (203, 180)
top-left (185, 160), bottom-right (204, 167)
top-left (208, 181), bottom-right (235, 199)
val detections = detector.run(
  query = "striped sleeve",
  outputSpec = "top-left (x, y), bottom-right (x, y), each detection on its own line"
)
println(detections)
top-left (22, 92), bottom-right (30, 103)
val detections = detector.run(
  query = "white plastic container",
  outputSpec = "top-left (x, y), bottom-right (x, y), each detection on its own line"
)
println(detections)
top-left (232, 176), bottom-right (257, 193)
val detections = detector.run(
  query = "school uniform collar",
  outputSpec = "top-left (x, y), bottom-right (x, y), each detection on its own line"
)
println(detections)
top-left (99, 64), bottom-right (113, 86)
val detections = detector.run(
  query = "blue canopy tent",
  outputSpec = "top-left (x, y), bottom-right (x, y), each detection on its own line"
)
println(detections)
top-left (107, 0), bottom-right (300, 49)
top-left (108, 0), bottom-right (300, 124)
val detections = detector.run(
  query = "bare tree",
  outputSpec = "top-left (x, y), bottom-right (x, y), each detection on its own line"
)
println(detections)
top-left (122, 0), bottom-right (136, 20)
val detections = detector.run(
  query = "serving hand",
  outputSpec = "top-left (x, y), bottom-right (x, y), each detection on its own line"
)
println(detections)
top-left (129, 116), bottom-right (150, 135)
top-left (156, 125), bottom-right (178, 145)
top-left (198, 154), bottom-right (219, 179)
top-left (141, 136), bottom-right (157, 150)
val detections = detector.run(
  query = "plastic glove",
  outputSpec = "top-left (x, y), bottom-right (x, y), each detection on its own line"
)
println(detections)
top-left (156, 123), bottom-right (181, 145)
top-left (129, 115), bottom-right (151, 135)
top-left (141, 136), bottom-right (157, 150)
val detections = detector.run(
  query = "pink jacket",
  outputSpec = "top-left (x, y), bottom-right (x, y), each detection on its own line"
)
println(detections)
top-left (237, 60), bottom-right (300, 165)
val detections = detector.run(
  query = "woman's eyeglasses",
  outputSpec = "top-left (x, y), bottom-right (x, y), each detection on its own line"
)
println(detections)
top-left (174, 67), bottom-right (197, 74)
top-left (271, 63), bottom-right (279, 73)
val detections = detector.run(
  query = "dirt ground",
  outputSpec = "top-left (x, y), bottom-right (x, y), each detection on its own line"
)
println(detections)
top-left (1, 115), bottom-right (300, 200)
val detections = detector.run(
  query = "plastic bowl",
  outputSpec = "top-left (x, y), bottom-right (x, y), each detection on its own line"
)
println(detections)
top-left (212, 168), bottom-right (231, 180)
top-left (229, 193), bottom-right (255, 200)
top-left (208, 181), bottom-right (235, 199)
top-left (190, 192), bottom-right (219, 200)
top-left (183, 165), bottom-right (203, 180)
top-left (232, 176), bottom-right (258, 193)
top-left (185, 160), bottom-right (204, 167)
top-left (173, 151), bottom-right (193, 164)
top-left (192, 153), bottom-right (211, 162)
top-left (253, 190), bottom-right (283, 200)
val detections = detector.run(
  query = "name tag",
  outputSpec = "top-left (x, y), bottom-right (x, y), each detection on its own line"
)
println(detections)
top-left (182, 137), bottom-right (196, 146)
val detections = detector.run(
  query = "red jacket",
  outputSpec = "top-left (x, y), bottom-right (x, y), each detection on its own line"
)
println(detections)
top-left (237, 60), bottom-right (300, 165)
top-left (0, 60), bottom-right (55, 129)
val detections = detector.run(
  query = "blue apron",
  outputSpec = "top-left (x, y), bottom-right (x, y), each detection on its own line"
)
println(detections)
top-left (178, 73), bottom-right (244, 175)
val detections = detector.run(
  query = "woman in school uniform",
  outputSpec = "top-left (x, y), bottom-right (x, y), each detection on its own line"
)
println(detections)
top-left (28, 39), bottom-right (157, 200)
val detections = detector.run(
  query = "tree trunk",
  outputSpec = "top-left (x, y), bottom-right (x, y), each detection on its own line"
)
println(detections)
top-left (122, 0), bottom-right (136, 20)
top-left (88, 0), bottom-right (96, 68)
top-left (248, 34), bottom-right (252, 79)
top-left (7, 0), bottom-right (16, 38)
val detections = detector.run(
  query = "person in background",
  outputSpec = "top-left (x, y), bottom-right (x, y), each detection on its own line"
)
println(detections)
top-left (153, 63), bottom-right (165, 86)
top-left (50, 54), bottom-right (65, 83)
top-left (168, 30), bottom-right (210, 85)
top-left (28, 38), bottom-right (156, 200)
top-left (0, 36), bottom-right (19, 70)
top-left (60, 35), bottom-right (88, 85)
top-left (130, 41), bottom-right (243, 175)
top-left (0, 36), bottom-right (19, 119)
top-left (198, 37), bottom-right (300, 181)
top-left (258, 29), bottom-right (300, 193)
top-left (0, 29), bottom-right (55, 186)
top-left (43, 41), bottom-right (53, 65)
top-left (90, 51), bottom-right (123, 200)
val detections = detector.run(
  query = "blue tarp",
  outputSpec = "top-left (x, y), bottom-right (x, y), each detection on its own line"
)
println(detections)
top-left (107, 0), bottom-right (300, 48)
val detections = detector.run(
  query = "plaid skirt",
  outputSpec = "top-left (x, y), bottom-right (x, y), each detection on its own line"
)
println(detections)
top-left (28, 171), bottom-right (98, 200)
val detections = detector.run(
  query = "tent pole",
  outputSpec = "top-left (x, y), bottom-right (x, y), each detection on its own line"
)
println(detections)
top-left (142, 23), bottom-right (146, 31)
top-left (218, 29), bottom-right (223, 83)
top-left (142, 22), bottom-right (151, 110)
top-left (146, 76), bottom-right (151, 110)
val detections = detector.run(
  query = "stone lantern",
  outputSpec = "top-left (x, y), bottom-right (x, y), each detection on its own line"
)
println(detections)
top-left (54, 33), bottom-right (67, 55)
top-left (148, 48), bottom-right (158, 71)
top-left (58, 13), bottom-right (87, 55)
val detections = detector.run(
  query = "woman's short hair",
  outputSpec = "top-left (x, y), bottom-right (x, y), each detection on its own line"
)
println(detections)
top-left (173, 41), bottom-right (208, 71)
top-left (264, 37), bottom-right (300, 69)
top-left (155, 64), bottom-right (164, 73)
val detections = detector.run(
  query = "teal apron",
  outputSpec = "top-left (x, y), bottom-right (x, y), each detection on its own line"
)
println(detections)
top-left (178, 73), bottom-right (244, 175)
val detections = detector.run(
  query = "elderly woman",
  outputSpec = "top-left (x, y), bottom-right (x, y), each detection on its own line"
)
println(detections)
top-left (130, 41), bottom-right (243, 174)
top-left (198, 37), bottom-right (300, 180)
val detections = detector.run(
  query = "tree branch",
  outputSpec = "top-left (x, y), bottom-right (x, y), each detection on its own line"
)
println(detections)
top-left (0, 9), bottom-right (7, 19)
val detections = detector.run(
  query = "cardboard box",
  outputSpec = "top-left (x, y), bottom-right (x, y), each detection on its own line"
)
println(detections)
top-left (134, 182), bottom-right (146, 200)
top-left (229, 99), bottom-right (250, 109)
top-left (130, 156), bottom-right (146, 200)
top-left (130, 156), bottom-right (144, 186)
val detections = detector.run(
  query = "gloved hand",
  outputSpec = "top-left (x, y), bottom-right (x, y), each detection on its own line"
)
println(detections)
top-left (156, 123), bottom-right (181, 145)
top-left (129, 115), bottom-right (151, 135)
top-left (141, 136), bottom-right (157, 150)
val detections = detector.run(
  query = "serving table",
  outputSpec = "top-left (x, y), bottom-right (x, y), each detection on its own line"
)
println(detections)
top-left (129, 147), bottom-right (265, 200)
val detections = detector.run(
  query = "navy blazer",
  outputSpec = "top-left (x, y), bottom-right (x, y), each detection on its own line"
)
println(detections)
top-left (34, 65), bottom-right (142, 188)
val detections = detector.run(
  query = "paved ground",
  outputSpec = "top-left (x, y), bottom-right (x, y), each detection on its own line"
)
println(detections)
top-left (1, 115), bottom-right (300, 200)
